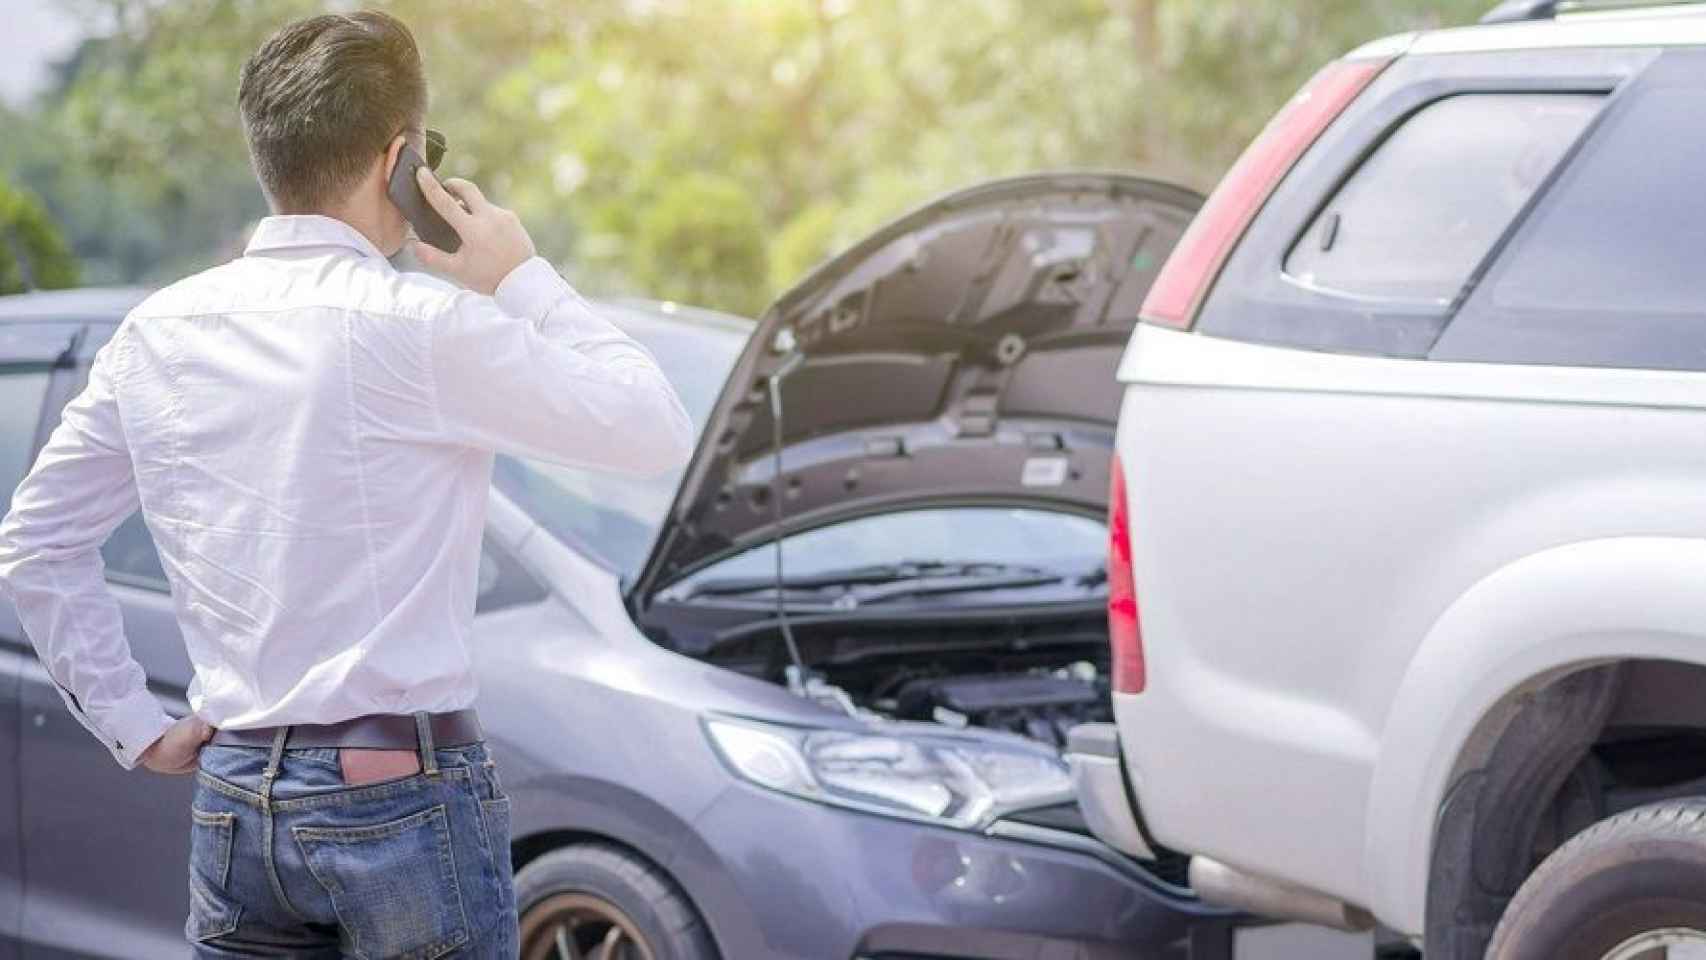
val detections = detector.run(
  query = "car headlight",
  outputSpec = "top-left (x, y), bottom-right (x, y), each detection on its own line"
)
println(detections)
top-left (703, 716), bottom-right (1072, 829)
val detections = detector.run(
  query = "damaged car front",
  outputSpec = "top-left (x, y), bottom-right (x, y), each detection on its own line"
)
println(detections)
top-left (481, 173), bottom-right (1236, 959)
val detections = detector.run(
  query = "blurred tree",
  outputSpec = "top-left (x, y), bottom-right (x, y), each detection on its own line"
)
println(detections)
top-left (4, 0), bottom-right (1489, 312)
top-left (633, 172), bottom-right (768, 313)
top-left (0, 177), bottom-right (79, 294)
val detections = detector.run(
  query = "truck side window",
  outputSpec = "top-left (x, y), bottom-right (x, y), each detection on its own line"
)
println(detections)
top-left (1435, 64), bottom-right (1706, 371)
top-left (1285, 93), bottom-right (1600, 306)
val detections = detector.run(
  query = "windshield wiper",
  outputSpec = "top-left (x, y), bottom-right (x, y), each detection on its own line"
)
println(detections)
top-left (831, 568), bottom-right (1066, 608)
top-left (683, 560), bottom-right (1064, 602)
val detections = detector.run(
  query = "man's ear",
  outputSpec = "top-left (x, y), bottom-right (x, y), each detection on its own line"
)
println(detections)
top-left (382, 134), bottom-right (407, 183)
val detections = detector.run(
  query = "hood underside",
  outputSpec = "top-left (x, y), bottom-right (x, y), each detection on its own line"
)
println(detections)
top-left (632, 172), bottom-right (1202, 604)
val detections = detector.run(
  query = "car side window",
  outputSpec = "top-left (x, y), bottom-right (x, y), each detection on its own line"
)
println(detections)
top-left (0, 367), bottom-right (51, 518)
top-left (1284, 93), bottom-right (1601, 306)
top-left (1434, 57), bottom-right (1706, 370)
top-left (475, 535), bottom-right (548, 614)
top-left (102, 511), bottom-right (169, 590)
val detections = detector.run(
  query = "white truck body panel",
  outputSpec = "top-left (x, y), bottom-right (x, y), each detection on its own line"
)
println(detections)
top-left (1112, 323), bottom-right (1706, 933)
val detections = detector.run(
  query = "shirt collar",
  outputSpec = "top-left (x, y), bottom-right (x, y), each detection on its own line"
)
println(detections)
top-left (244, 214), bottom-right (390, 263)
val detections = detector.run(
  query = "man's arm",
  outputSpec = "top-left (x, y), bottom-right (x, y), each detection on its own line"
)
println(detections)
top-left (411, 171), bottom-right (695, 473)
top-left (0, 326), bottom-right (175, 770)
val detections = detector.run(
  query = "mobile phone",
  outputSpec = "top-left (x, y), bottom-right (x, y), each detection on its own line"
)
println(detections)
top-left (386, 144), bottom-right (462, 253)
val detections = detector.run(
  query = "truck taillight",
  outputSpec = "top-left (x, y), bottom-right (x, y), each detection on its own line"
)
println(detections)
top-left (1108, 451), bottom-right (1144, 694)
top-left (1139, 56), bottom-right (1391, 330)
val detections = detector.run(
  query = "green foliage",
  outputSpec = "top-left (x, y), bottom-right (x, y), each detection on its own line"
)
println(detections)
top-left (5, 0), bottom-right (1489, 313)
top-left (0, 176), bottom-right (79, 294)
top-left (633, 172), bottom-right (768, 315)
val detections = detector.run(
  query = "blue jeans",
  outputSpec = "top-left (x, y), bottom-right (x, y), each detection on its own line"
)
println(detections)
top-left (187, 732), bottom-right (518, 958)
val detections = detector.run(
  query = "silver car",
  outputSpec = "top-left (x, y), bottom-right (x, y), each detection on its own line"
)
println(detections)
top-left (0, 173), bottom-right (1244, 960)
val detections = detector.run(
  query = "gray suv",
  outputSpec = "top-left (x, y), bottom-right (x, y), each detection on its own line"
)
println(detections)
top-left (0, 174), bottom-right (1261, 960)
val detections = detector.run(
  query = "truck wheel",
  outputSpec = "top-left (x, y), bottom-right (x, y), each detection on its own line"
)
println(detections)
top-left (1487, 800), bottom-right (1706, 960)
top-left (515, 842), bottom-right (718, 960)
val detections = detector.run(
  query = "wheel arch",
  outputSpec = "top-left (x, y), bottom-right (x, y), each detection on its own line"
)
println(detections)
top-left (506, 775), bottom-right (752, 957)
top-left (1362, 536), bottom-right (1706, 936)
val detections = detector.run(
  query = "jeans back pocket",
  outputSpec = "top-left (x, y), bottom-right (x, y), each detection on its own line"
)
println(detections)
top-left (291, 804), bottom-right (471, 960)
top-left (187, 808), bottom-right (242, 942)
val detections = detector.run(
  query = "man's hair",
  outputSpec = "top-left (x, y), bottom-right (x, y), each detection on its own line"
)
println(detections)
top-left (238, 11), bottom-right (426, 213)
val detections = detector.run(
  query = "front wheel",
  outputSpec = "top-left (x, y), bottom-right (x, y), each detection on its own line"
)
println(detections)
top-left (1487, 799), bottom-right (1706, 960)
top-left (514, 842), bottom-right (718, 960)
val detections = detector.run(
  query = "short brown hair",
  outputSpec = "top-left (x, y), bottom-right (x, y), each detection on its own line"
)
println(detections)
top-left (237, 11), bottom-right (426, 212)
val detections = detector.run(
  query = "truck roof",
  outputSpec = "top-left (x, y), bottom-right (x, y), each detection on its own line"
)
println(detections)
top-left (1349, 2), bottom-right (1706, 60)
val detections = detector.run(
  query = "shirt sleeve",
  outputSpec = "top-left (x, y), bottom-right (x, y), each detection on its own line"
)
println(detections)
top-left (0, 325), bottom-right (174, 771)
top-left (425, 256), bottom-right (696, 474)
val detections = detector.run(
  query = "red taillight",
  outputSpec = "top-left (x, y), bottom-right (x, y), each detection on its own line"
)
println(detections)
top-left (1140, 57), bottom-right (1391, 329)
top-left (1107, 451), bottom-right (1144, 694)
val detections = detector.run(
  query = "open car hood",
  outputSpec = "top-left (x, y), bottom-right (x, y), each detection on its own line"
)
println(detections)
top-left (629, 172), bottom-right (1202, 606)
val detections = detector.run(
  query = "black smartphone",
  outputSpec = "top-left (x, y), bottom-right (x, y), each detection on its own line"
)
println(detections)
top-left (386, 143), bottom-right (462, 253)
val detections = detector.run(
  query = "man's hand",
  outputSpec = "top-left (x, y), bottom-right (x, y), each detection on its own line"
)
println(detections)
top-left (139, 714), bottom-right (216, 775)
top-left (411, 169), bottom-right (537, 295)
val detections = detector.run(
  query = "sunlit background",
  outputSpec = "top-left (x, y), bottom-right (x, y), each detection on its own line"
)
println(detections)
top-left (1, 0), bottom-right (1486, 316)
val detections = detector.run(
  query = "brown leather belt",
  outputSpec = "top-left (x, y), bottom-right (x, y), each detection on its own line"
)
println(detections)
top-left (208, 708), bottom-right (483, 751)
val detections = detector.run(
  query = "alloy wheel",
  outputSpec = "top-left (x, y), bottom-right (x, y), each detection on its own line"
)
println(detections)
top-left (1601, 928), bottom-right (1706, 960)
top-left (521, 892), bottom-right (658, 960)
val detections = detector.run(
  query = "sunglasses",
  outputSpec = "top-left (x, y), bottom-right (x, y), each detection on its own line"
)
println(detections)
top-left (424, 128), bottom-right (447, 171)
top-left (395, 126), bottom-right (448, 171)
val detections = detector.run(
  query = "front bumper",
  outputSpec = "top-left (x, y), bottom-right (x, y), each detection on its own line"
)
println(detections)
top-left (678, 779), bottom-right (1238, 960)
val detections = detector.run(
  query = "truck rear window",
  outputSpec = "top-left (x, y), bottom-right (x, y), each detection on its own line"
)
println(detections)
top-left (1284, 93), bottom-right (1600, 305)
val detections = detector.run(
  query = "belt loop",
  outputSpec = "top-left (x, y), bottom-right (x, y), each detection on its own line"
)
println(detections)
top-left (414, 710), bottom-right (437, 775)
top-left (261, 725), bottom-right (290, 807)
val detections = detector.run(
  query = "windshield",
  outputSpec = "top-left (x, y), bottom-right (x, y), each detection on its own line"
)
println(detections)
top-left (492, 303), bottom-right (748, 575)
top-left (662, 507), bottom-right (1107, 601)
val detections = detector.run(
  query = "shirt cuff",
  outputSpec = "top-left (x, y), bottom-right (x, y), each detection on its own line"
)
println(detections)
top-left (104, 686), bottom-right (176, 770)
top-left (493, 256), bottom-right (571, 328)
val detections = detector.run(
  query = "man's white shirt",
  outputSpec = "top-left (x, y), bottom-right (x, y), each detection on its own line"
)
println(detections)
top-left (0, 215), bottom-right (695, 769)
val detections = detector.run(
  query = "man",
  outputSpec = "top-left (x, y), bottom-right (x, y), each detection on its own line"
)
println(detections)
top-left (0, 10), bottom-right (693, 958)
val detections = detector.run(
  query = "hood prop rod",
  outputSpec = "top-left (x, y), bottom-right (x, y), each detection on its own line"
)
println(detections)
top-left (766, 350), bottom-right (813, 697)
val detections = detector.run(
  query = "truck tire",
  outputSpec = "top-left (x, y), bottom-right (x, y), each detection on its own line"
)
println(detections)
top-left (1487, 799), bottom-right (1706, 960)
top-left (515, 842), bottom-right (719, 960)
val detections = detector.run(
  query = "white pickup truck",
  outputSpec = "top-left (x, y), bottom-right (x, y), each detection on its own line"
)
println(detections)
top-left (1071, 3), bottom-right (1706, 959)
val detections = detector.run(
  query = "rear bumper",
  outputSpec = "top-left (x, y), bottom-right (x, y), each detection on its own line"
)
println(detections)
top-left (1067, 722), bottom-right (1157, 860)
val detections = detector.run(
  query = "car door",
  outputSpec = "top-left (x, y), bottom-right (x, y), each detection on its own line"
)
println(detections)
top-left (16, 324), bottom-right (194, 960)
top-left (0, 323), bottom-right (73, 960)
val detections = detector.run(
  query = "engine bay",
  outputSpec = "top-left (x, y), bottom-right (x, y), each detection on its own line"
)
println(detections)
top-left (691, 606), bottom-right (1114, 749)
top-left (854, 662), bottom-right (1110, 748)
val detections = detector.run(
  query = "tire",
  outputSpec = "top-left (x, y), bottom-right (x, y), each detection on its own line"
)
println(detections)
top-left (1487, 799), bottom-right (1706, 960)
top-left (513, 842), bottom-right (718, 960)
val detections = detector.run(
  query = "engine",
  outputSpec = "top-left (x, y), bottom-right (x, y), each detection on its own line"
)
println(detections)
top-left (863, 662), bottom-right (1112, 748)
